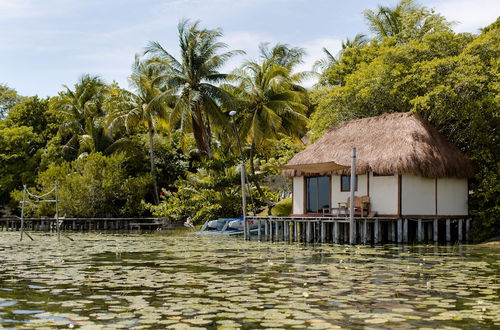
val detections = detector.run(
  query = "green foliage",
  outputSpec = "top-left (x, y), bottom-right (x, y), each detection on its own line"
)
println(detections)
top-left (0, 126), bottom-right (40, 204)
top-left (0, 84), bottom-right (23, 118)
top-left (52, 75), bottom-right (113, 158)
top-left (363, 0), bottom-right (451, 43)
top-left (313, 18), bottom-right (500, 240)
top-left (146, 166), bottom-right (243, 223)
top-left (271, 198), bottom-right (292, 216)
top-left (5, 96), bottom-right (60, 145)
top-left (0, 15), bottom-right (498, 239)
top-left (144, 19), bottom-right (243, 157)
top-left (31, 153), bottom-right (151, 217)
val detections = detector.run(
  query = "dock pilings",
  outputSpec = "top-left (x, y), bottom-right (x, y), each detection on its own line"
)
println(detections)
top-left (247, 216), bottom-right (472, 244)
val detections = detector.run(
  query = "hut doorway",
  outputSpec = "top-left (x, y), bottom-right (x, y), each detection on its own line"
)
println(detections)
top-left (306, 176), bottom-right (330, 213)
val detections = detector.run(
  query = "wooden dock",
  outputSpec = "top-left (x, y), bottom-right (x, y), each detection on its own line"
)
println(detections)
top-left (247, 216), bottom-right (472, 244)
top-left (0, 217), bottom-right (162, 232)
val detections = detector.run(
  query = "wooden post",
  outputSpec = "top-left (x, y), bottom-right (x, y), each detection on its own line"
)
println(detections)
top-left (446, 219), bottom-right (451, 242)
top-left (390, 221), bottom-right (396, 242)
top-left (55, 181), bottom-right (60, 242)
top-left (349, 147), bottom-right (356, 244)
top-left (397, 219), bottom-right (402, 243)
top-left (403, 219), bottom-right (408, 242)
top-left (239, 163), bottom-right (248, 240)
top-left (293, 221), bottom-right (299, 242)
top-left (333, 221), bottom-right (339, 243)
top-left (363, 220), bottom-right (368, 244)
top-left (275, 220), bottom-right (279, 241)
top-left (374, 220), bottom-right (380, 244)
top-left (465, 219), bottom-right (471, 241)
top-left (20, 185), bottom-right (27, 241)
top-left (320, 222), bottom-right (325, 243)
top-left (417, 219), bottom-right (423, 242)
top-left (458, 219), bottom-right (463, 242)
top-left (433, 219), bottom-right (438, 242)
top-left (265, 220), bottom-right (269, 237)
top-left (257, 219), bottom-right (261, 241)
top-left (285, 221), bottom-right (289, 242)
top-left (427, 221), bottom-right (432, 241)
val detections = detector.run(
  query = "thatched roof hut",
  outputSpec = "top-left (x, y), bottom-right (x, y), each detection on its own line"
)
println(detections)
top-left (284, 112), bottom-right (474, 178)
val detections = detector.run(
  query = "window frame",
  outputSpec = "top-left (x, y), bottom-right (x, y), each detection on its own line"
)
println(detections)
top-left (340, 174), bottom-right (358, 192)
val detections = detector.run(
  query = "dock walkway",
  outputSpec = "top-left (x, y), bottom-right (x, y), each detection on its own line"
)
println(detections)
top-left (0, 217), bottom-right (162, 232)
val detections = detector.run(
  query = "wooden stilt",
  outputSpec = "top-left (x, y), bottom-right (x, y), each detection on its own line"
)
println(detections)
top-left (294, 222), bottom-right (298, 242)
top-left (417, 219), bottom-right (423, 242)
top-left (458, 219), bottom-right (463, 242)
top-left (320, 222), bottom-right (325, 243)
top-left (433, 219), bottom-right (438, 242)
top-left (257, 220), bottom-right (261, 241)
top-left (403, 219), bottom-right (408, 242)
top-left (390, 221), bottom-right (396, 242)
top-left (465, 219), bottom-right (471, 241)
top-left (374, 220), bottom-right (380, 244)
top-left (333, 221), bottom-right (339, 243)
top-left (397, 219), bottom-right (402, 243)
top-left (363, 220), bottom-right (368, 244)
top-left (446, 219), bottom-right (451, 242)
top-left (274, 220), bottom-right (280, 242)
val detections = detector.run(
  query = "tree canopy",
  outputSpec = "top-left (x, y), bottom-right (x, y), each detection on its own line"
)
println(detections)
top-left (0, 4), bottom-right (498, 240)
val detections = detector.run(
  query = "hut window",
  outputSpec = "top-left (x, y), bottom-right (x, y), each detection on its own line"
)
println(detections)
top-left (340, 175), bottom-right (358, 192)
top-left (306, 176), bottom-right (330, 213)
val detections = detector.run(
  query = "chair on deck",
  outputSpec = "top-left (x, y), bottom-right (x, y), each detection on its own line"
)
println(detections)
top-left (322, 196), bottom-right (371, 217)
top-left (345, 196), bottom-right (370, 217)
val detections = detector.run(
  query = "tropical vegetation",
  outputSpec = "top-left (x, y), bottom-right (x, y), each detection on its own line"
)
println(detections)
top-left (0, 2), bottom-right (498, 240)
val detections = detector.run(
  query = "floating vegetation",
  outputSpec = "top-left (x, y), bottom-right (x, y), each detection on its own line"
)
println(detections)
top-left (0, 232), bottom-right (499, 328)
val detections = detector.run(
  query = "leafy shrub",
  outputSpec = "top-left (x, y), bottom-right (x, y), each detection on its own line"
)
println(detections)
top-left (271, 198), bottom-right (292, 216)
top-left (16, 153), bottom-right (151, 217)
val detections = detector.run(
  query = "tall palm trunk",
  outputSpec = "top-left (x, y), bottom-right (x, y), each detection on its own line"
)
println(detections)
top-left (249, 139), bottom-right (272, 206)
top-left (148, 121), bottom-right (160, 205)
top-left (192, 102), bottom-right (212, 158)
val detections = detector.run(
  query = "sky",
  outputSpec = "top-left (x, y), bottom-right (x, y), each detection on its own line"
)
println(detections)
top-left (1, 0), bottom-right (498, 97)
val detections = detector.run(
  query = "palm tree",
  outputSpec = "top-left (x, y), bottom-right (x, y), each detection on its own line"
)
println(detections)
top-left (107, 56), bottom-right (173, 204)
top-left (228, 43), bottom-right (309, 201)
top-left (363, 0), bottom-right (450, 42)
top-left (144, 19), bottom-right (243, 158)
top-left (314, 34), bottom-right (368, 73)
top-left (54, 75), bottom-right (112, 157)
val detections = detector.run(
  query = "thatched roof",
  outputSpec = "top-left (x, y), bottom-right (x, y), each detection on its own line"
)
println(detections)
top-left (284, 112), bottom-right (474, 178)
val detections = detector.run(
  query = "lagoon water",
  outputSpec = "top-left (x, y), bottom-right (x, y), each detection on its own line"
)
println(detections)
top-left (0, 231), bottom-right (498, 329)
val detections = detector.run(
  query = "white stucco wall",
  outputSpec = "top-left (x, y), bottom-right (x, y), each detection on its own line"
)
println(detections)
top-left (292, 176), bottom-right (304, 215)
top-left (331, 174), bottom-right (367, 208)
top-left (401, 174), bottom-right (436, 215)
top-left (437, 178), bottom-right (468, 215)
top-left (369, 173), bottom-right (398, 215)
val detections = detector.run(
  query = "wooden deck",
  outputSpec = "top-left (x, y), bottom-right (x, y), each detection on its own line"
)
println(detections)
top-left (247, 216), bottom-right (472, 244)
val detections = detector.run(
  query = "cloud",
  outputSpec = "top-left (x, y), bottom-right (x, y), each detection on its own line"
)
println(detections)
top-left (430, 0), bottom-right (500, 32)
top-left (0, 0), bottom-right (80, 19)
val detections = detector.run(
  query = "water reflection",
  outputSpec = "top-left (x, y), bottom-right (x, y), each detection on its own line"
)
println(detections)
top-left (0, 232), bottom-right (498, 328)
